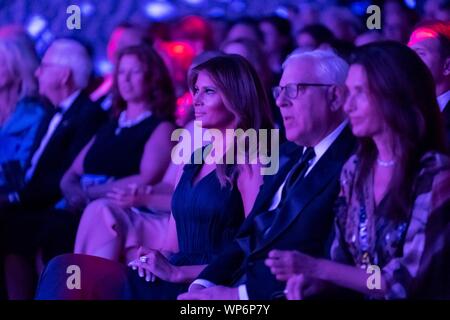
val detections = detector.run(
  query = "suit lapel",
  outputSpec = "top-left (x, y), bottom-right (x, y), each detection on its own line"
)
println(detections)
top-left (47, 92), bottom-right (87, 142)
top-left (251, 146), bottom-right (302, 214)
top-left (443, 100), bottom-right (450, 125)
top-left (235, 143), bottom-right (302, 253)
top-left (253, 127), bottom-right (355, 254)
top-left (443, 101), bottom-right (450, 149)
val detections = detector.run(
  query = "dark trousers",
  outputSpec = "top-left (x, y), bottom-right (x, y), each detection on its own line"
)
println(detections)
top-left (1, 206), bottom-right (81, 263)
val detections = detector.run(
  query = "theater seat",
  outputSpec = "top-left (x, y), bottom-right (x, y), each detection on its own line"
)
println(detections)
top-left (35, 253), bottom-right (128, 300)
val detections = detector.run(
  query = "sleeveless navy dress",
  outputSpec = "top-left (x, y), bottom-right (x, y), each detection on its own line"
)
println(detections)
top-left (123, 148), bottom-right (245, 299)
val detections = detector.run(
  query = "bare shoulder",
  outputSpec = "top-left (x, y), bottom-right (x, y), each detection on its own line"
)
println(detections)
top-left (146, 121), bottom-right (177, 145)
top-left (237, 164), bottom-right (263, 190)
top-left (154, 121), bottom-right (177, 135)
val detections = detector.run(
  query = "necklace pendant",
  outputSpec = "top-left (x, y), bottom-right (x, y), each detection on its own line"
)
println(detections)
top-left (376, 158), bottom-right (396, 167)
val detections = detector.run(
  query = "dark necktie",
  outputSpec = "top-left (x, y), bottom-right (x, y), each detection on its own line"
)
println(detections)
top-left (254, 147), bottom-right (316, 241)
top-left (282, 147), bottom-right (316, 197)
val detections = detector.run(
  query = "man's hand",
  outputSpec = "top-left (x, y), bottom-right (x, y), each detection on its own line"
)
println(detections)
top-left (177, 286), bottom-right (239, 300)
top-left (284, 274), bottom-right (327, 300)
top-left (265, 249), bottom-right (318, 281)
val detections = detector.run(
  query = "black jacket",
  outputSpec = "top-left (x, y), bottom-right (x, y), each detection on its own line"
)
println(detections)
top-left (18, 91), bottom-right (108, 209)
top-left (198, 127), bottom-right (356, 299)
top-left (443, 100), bottom-right (450, 151)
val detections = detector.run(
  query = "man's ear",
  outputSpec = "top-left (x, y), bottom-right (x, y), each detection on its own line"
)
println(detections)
top-left (60, 67), bottom-right (72, 86)
top-left (443, 57), bottom-right (450, 77)
top-left (328, 85), bottom-right (347, 112)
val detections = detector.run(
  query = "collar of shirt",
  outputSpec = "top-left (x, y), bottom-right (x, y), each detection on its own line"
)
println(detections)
top-left (58, 90), bottom-right (81, 113)
top-left (437, 89), bottom-right (450, 112)
top-left (306, 120), bottom-right (348, 173)
top-left (267, 120), bottom-right (348, 211)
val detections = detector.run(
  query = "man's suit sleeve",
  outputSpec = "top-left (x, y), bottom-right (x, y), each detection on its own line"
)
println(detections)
top-left (197, 240), bottom-right (246, 285)
top-left (19, 102), bottom-right (107, 208)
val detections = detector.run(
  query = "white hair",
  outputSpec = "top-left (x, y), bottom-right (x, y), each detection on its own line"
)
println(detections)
top-left (282, 49), bottom-right (349, 85)
top-left (47, 39), bottom-right (92, 89)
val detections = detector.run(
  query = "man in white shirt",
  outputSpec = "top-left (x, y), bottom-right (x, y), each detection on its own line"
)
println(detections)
top-left (178, 50), bottom-right (356, 300)
top-left (0, 39), bottom-right (107, 300)
top-left (409, 21), bottom-right (450, 147)
top-left (0, 38), bottom-right (107, 209)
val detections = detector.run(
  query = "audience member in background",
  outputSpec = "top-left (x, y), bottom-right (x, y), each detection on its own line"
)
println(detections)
top-left (0, 29), bottom-right (48, 191)
top-left (65, 44), bottom-right (176, 263)
top-left (221, 37), bottom-right (285, 142)
top-left (156, 41), bottom-right (196, 99)
top-left (172, 15), bottom-right (214, 56)
top-left (90, 22), bottom-right (153, 110)
top-left (295, 24), bottom-right (335, 52)
top-left (423, 0), bottom-right (450, 21)
top-left (276, 42), bottom-right (450, 300)
top-left (221, 38), bottom-right (271, 90)
top-left (354, 31), bottom-right (384, 47)
top-left (225, 17), bottom-right (264, 44)
top-left (320, 6), bottom-right (362, 43)
top-left (383, 0), bottom-right (418, 44)
top-left (280, 4), bottom-right (302, 38)
top-left (207, 17), bottom-right (230, 50)
top-left (0, 38), bottom-right (108, 300)
top-left (296, 2), bottom-right (321, 31)
top-left (259, 16), bottom-right (295, 79)
top-left (36, 54), bottom-right (274, 300)
top-left (409, 21), bottom-right (450, 149)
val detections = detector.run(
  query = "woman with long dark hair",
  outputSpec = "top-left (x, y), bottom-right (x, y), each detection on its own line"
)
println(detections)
top-left (267, 41), bottom-right (450, 299)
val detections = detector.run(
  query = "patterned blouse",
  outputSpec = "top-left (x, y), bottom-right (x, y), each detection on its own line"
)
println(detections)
top-left (331, 151), bottom-right (450, 299)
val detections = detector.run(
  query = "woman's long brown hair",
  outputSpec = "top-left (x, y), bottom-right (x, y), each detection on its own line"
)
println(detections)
top-left (351, 41), bottom-right (447, 221)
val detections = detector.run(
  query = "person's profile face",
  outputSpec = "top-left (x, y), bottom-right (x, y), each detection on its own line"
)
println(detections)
top-left (409, 36), bottom-right (444, 83)
top-left (35, 48), bottom-right (68, 99)
top-left (192, 71), bottom-right (235, 130)
top-left (344, 64), bottom-right (385, 139)
top-left (276, 59), bottom-right (332, 146)
top-left (117, 54), bottom-right (147, 104)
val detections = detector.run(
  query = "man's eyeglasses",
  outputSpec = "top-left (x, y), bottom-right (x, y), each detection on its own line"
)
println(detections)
top-left (272, 83), bottom-right (333, 99)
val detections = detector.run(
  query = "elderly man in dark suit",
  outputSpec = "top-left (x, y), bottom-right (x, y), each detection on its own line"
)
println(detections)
top-left (0, 38), bottom-right (107, 299)
top-left (177, 49), bottom-right (356, 300)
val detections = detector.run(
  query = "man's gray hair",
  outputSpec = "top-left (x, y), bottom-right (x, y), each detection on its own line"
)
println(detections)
top-left (282, 49), bottom-right (349, 85)
top-left (47, 38), bottom-right (92, 89)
